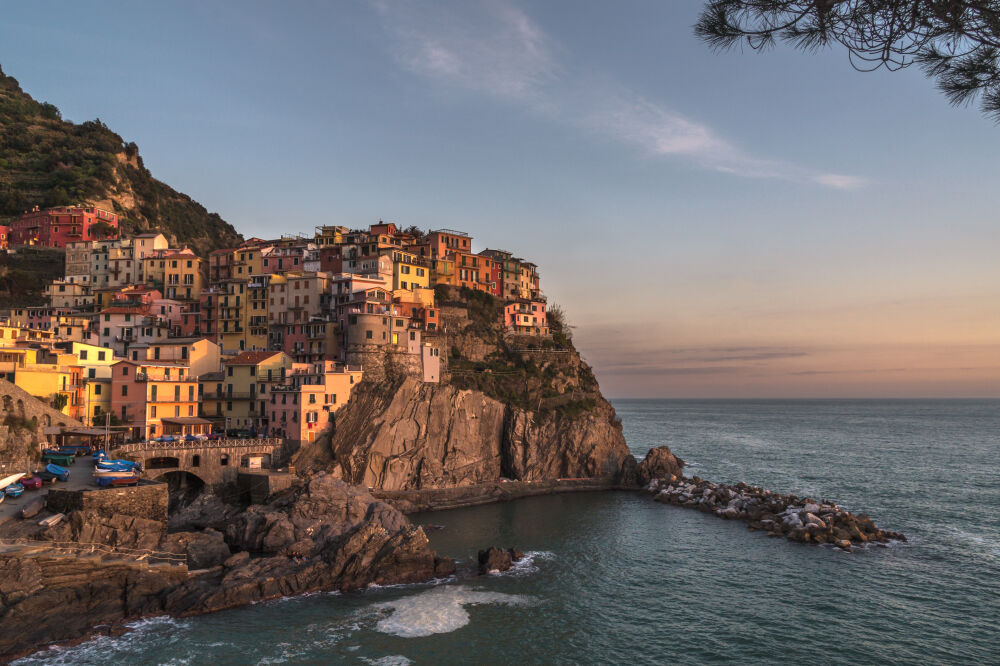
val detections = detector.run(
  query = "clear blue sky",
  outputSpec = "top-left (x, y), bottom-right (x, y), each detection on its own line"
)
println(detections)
top-left (2, 1), bottom-right (998, 398)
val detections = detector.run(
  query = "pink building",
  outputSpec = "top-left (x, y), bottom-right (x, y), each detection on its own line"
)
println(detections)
top-left (503, 299), bottom-right (549, 336)
top-left (267, 361), bottom-right (362, 443)
top-left (9, 206), bottom-right (119, 248)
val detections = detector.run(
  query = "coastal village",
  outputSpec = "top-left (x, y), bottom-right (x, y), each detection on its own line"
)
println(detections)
top-left (0, 204), bottom-right (549, 448)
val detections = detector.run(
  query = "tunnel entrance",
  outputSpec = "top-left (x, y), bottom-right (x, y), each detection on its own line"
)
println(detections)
top-left (156, 470), bottom-right (206, 511)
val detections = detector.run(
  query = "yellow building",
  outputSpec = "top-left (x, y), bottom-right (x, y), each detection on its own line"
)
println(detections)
top-left (83, 379), bottom-right (111, 426)
top-left (163, 252), bottom-right (204, 301)
top-left (247, 275), bottom-right (270, 352)
top-left (217, 279), bottom-right (250, 354)
top-left (221, 351), bottom-right (291, 434)
top-left (231, 247), bottom-right (263, 279)
top-left (391, 249), bottom-right (430, 291)
top-left (4, 350), bottom-right (84, 420)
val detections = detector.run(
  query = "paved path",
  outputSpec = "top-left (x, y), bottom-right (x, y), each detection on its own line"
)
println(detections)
top-left (0, 458), bottom-right (96, 526)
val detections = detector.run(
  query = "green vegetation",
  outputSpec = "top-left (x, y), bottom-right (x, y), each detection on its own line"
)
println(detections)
top-left (0, 64), bottom-right (241, 254)
top-left (442, 288), bottom-right (601, 417)
top-left (0, 247), bottom-right (64, 307)
top-left (50, 393), bottom-right (68, 411)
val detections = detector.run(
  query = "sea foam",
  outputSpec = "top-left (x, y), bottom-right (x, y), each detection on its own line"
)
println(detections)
top-left (373, 586), bottom-right (532, 638)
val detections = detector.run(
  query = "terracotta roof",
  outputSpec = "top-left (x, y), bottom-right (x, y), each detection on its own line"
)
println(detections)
top-left (225, 351), bottom-right (280, 366)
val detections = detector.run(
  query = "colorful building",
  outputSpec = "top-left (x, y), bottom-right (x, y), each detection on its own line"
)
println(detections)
top-left (9, 205), bottom-right (119, 248)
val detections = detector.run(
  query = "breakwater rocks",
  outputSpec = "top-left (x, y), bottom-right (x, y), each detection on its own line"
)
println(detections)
top-left (645, 475), bottom-right (906, 551)
top-left (477, 546), bottom-right (524, 574)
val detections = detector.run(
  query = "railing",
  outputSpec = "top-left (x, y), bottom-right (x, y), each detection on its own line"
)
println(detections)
top-left (0, 538), bottom-right (187, 567)
top-left (116, 437), bottom-right (284, 451)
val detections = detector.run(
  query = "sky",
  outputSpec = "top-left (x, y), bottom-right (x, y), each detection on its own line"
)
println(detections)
top-left (1, 1), bottom-right (998, 398)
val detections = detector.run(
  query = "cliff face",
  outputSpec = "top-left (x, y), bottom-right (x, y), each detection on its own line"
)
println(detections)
top-left (301, 377), bottom-right (629, 491)
top-left (296, 292), bottom-right (632, 491)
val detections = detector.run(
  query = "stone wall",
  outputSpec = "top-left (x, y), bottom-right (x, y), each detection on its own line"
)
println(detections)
top-left (46, 481), bottom-right (169, 522)
top-left (0, 378), bottom-right (83, 430)
top-left (237, 470), bottom-right (297, 504)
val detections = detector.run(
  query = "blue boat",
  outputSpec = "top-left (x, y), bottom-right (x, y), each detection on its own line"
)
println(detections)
top-left (45, 464), bottom-right (70, 482)
top-left (93, 449), bottom-right (106, 461)
top-left (96, 459), bottom-right (142, 471)
top-left (4, 483), bottom-right (24, 497)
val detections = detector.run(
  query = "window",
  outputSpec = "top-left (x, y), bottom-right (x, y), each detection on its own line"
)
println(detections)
top-left (365, 330), bottom-right (373, 340)
top-left (250, 366), bottom-right (256, 377)
top-left (220, 454), bottom-right (229, 466)
top-left (309, 393), bottom-right (316, 404)
top-left (227, 366), bottom-right (233, 377)
top-left (188, 386), bottom-right (194, 400)
top-left (94, 383), bottom-right (101, 395)
top-left (192, 455), bottom-right (200, 467)
top-left (121, 385), bottom-right (128, 397)
top-left (151, 406), bottom-right (157, 418)
top-left (80, 349), bottom-right (88, 360)
top-left (98, 351), bottom-right (105, 361)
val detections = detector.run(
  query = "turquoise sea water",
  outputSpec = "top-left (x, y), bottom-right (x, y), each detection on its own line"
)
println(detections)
top-left (16, 400), bottom-right (1000, 665)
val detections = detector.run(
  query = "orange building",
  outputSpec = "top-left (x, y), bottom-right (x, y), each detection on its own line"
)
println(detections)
top-left (111, 360), bottom-right (204, 440)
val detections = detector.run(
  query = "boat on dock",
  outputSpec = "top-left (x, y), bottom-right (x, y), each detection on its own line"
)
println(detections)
top-left (0, 472), bottom-right (26, 489)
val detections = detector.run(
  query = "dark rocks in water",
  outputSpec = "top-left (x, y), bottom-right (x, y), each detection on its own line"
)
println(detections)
top-left (635, 446), bottom-right (685, 486)
top-left (643, 476), bottom-right (905, 550)
top-left (434, 556), bottom-right (457, 577)
top-left (478, 546), bottom-right (513, 574)
top-left (508, 547), bottom-right (524, 562)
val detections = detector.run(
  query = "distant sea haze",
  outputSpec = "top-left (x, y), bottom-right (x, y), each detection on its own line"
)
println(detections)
top-left (17, 399), bottom-right (999, 664)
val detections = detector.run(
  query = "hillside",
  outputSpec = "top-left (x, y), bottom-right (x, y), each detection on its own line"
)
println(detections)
top-left (0, 64), bottom-right (241, 255)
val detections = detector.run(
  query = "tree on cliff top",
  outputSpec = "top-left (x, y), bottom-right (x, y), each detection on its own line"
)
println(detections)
top-left (695, 1), bottom-right (1000, 120)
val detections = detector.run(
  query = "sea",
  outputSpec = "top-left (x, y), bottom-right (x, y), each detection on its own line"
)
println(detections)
top-left (15, 400), bottom-right (1000, 665)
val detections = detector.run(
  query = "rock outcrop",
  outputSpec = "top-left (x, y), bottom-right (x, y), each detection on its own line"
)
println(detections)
top-left (299, 377), bottom-right (632, 491)
top-left (0, 476), bottom-right (444, 659)
top-left (635, 446), bottom-right (685, 486)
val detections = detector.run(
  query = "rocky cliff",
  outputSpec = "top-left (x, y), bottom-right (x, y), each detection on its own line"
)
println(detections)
top-left (0, 476), bottom-right (449, 659)
top-left (295, 290), bottom-right (633, 493)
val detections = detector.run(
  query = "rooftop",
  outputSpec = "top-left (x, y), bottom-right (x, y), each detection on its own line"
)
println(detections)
top-left (225, 350), bottom-right (281, 366)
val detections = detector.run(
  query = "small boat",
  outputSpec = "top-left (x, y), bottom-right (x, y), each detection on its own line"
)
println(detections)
top-left (97, 475), bottom-right (139, 487)
top-left (93, 468), bottom-right (138, 479)
top-left (41, 453), bottom-right (75, 466)
top-left (96, 459), bottom-right (141, 471)
top-left (0, 472), bottom-right (26, 489)
top-left (21, 476), bottom-right (42, 490)
top-left (21, 497), bottom-right (45, 519)
top-left (93, 449), bottom-right (106, 461)
top-left (45, 464), bottom-right (70, 482)
top-left (5, 483), bottom-right (24, 498)
top-left (38, 513), bottom-right (65, 527)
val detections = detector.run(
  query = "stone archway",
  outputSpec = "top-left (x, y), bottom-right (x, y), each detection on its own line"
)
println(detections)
top-left (2, 395), bottom-right (11, 413)
top-left (16, 399), bottom-right (24, 417)
top-left (155, 470), bottom-right (207, 511)
top-left (42, 414), bottom-right (51, 427)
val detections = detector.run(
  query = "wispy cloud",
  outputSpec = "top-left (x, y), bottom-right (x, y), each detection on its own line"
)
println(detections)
top-left (371, 0), bottom-right (864, 189)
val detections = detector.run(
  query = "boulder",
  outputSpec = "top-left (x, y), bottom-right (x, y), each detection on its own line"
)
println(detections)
top-left (434, 556), bottom-right (457, 577)
top-left (634, 446), bottom-right (686, 486)
top-left (478, 546), bottom-right (513, 574)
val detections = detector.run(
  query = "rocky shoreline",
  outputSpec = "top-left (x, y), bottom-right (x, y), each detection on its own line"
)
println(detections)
top-left (639, 447), bottom-right (906, 551)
